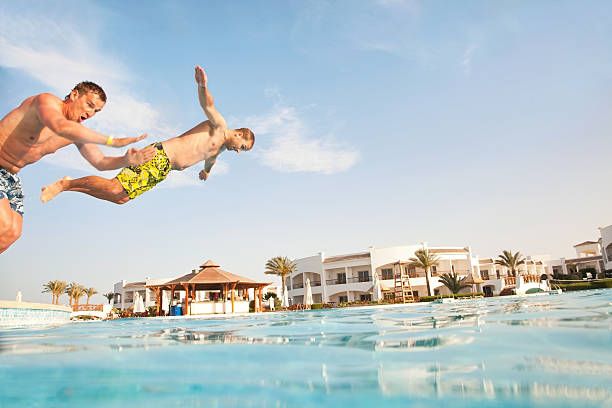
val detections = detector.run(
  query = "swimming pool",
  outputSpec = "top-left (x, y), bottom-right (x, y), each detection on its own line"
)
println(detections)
top-left (0, 289), bottom-right (610, 407)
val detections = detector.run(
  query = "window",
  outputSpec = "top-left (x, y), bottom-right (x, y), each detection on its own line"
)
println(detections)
top-left (481, 270), bottom-right (489, 280)
top-left (358, 270), bottom-right (369, 282)
top-left (431, 265), bottom-right (437, 272)
top-left (360, 294), bottom-right (372, 301)
top-left (339, 295), bottom-right (348, 303)
top-left (381, 268), bottom-right (393, 280)
top-left (337, 273), bottom-right (346, 284)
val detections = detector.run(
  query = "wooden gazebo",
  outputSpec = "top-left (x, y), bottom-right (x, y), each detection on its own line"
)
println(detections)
top-left (147, 260), bottom-right (271, 316)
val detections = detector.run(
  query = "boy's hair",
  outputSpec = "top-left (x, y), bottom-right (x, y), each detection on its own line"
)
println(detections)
top-left (238, 128), bottom-right (255, 149)
top-left (65, 81), bottom-right (107, 102)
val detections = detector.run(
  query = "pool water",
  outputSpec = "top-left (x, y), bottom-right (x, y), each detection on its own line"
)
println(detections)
top-left (1, 290), bottom-right (611, 407)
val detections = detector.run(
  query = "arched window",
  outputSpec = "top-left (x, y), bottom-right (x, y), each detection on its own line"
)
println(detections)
top-left (606, 243), bottom-right (612, 262)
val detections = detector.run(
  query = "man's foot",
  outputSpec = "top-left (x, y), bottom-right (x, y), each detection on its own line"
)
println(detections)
top-left (40, 177), bottom-right (71, 203)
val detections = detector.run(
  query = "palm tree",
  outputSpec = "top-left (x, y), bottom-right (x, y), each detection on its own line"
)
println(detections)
top-left (409, 248), bottom-right (440, 297)
top-left (84, 287), bottom-right (98, 304)
top-left (65, 282), bottom-right (86, 307)
top-left (264, 256), bottom-right (296, 294)
top-left (41, 280), bottom-right (68, 304)
top-left (74, 285), bottom-right (86, 307)
top-left (438, 272), bottom-right (470, 296)
top-left (495, 250), bottom-right (525, 277)
top-left (104, 292), bottom-right (114, 304)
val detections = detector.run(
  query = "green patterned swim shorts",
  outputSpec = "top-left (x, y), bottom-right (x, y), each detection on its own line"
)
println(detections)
top-left (115, 142), bottom-right (171, 199)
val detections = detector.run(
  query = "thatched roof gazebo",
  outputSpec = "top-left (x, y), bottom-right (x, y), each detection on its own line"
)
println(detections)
top-left (147, 260), bottom-right (271, 316)
top-left (462, 271), bottom-right (485, 296)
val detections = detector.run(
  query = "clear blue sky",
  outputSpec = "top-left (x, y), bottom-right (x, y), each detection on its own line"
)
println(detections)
top-left (1, 0), bottom-right (611, 303)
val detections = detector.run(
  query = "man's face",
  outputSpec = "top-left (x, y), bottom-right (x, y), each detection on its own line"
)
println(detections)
top-left (67, 90), bottom-right (105, 123)
top-left (227, 131), bottom-right (251, 153)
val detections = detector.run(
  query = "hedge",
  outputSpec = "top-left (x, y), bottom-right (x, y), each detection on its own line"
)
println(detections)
top-left (419, 293), bottom-right (484, 302)
top-left (556, 279), bottom-right (612, 291)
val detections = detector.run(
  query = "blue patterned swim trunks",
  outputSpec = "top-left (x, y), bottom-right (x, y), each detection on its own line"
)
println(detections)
top-left (0, 168), bottom-right (24, 216)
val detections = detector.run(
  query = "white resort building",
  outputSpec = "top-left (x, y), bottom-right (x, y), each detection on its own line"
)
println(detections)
top-left (549, 224), bottom-right (612, 279)
top-left (286, 243), bottom-right (549, 305)
top-left (113, 277), bottom-right (173, 311)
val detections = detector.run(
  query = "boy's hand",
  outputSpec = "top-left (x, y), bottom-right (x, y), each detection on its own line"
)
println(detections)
top-left (195, 66), bottom-right (207, 87)
top-left (126, 146), bottom-right (156, 166)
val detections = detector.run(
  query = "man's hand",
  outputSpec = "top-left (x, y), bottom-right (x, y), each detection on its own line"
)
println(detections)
top-left (195, 66), bottom-right (207, 87)
top-left (111, 134), bottom-right (148, 148)
top-left (126, 146), bottom-right (156, 166)
top-left (199, 169), bottom-right (210, 181)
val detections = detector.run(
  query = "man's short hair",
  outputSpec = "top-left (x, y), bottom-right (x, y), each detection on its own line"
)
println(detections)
top-left (238, 128), bottom-right (255, 149)
top-left (65, 81), bottom-right (107, 102)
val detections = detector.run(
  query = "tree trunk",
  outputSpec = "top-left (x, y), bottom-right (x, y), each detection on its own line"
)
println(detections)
top-left (425, 267), bottom-right (433, 297)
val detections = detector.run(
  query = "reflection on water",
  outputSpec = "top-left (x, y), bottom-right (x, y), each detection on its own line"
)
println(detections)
top-left (0, 290), bottom-right (611, 407)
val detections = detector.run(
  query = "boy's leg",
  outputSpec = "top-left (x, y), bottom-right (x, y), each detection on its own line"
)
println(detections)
top-left (0, 199), bottom-right (23, 254)
top-left (41, 176), bottom-right (130, 204)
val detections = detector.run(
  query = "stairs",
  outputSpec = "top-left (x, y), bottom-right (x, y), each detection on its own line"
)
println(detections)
top-left (393, 261), bottom-right (416, 303)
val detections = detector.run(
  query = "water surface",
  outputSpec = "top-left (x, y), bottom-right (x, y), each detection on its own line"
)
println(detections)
top-left (1, 290), bottom-right (611, 407)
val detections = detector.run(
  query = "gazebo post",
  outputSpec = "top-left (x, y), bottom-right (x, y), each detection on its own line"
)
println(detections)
top-left (231, 283), bottom-right (237, 313)
top-left (258, 287), bottom-right (262, 312)
top-left (155, 287), bottom-right (161, 316)
top-left (183, 283), bottom-right (189, 315)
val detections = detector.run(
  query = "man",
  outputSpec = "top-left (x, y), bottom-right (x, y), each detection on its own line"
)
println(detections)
top-left (41, 66), bottom-right (254, 205)
top-left (0, 81), bottom-right (155, 254)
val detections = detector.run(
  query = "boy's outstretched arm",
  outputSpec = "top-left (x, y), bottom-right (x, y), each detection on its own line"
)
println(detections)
top-left (194, 66), bottom-right (227, 130)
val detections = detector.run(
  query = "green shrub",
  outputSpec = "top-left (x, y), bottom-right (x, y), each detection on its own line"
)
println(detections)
top-left (311, 303), bottom-right (323, 310)
top-left (556, 279), bottom-right (612, 291)
top-left (419, 293), bottom-right (484, 302)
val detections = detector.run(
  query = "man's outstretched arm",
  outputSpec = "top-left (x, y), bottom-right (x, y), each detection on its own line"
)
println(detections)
top-left (77, 142), bottom-right (157, 171)
top-left (194, 66), bottom-right (227, 130)
top-left (199, 155), bottom-right (217, 181)
top-left (35, 93), bottom-right (145, 147)
top-left (198, 145), bottom-right (228, 181)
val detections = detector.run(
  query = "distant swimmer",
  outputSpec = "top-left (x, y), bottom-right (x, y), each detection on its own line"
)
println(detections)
top-left (0, 82), bottom-right (155, 254)
top-left (41, 66), bottom-right (254, 205)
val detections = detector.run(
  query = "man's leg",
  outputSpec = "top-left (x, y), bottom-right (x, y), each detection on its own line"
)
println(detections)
top-left (0, 198), bottom-right (23, 254)
top-left (41, 176), bottom-right (130, 204)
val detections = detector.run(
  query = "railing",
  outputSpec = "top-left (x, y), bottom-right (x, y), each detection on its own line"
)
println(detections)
top-left (348, 276), bottom-right (371, 283)
top-left (523, 275), bottom-right (540, 283)
top-left (72, 304), bottom-right (103, 312)
top-left (502, 275), bottom-right (541, 286)
top-left (291, 280), bottom-right (321, 289)
top-left (325, 276), bottom-right (371, 285)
